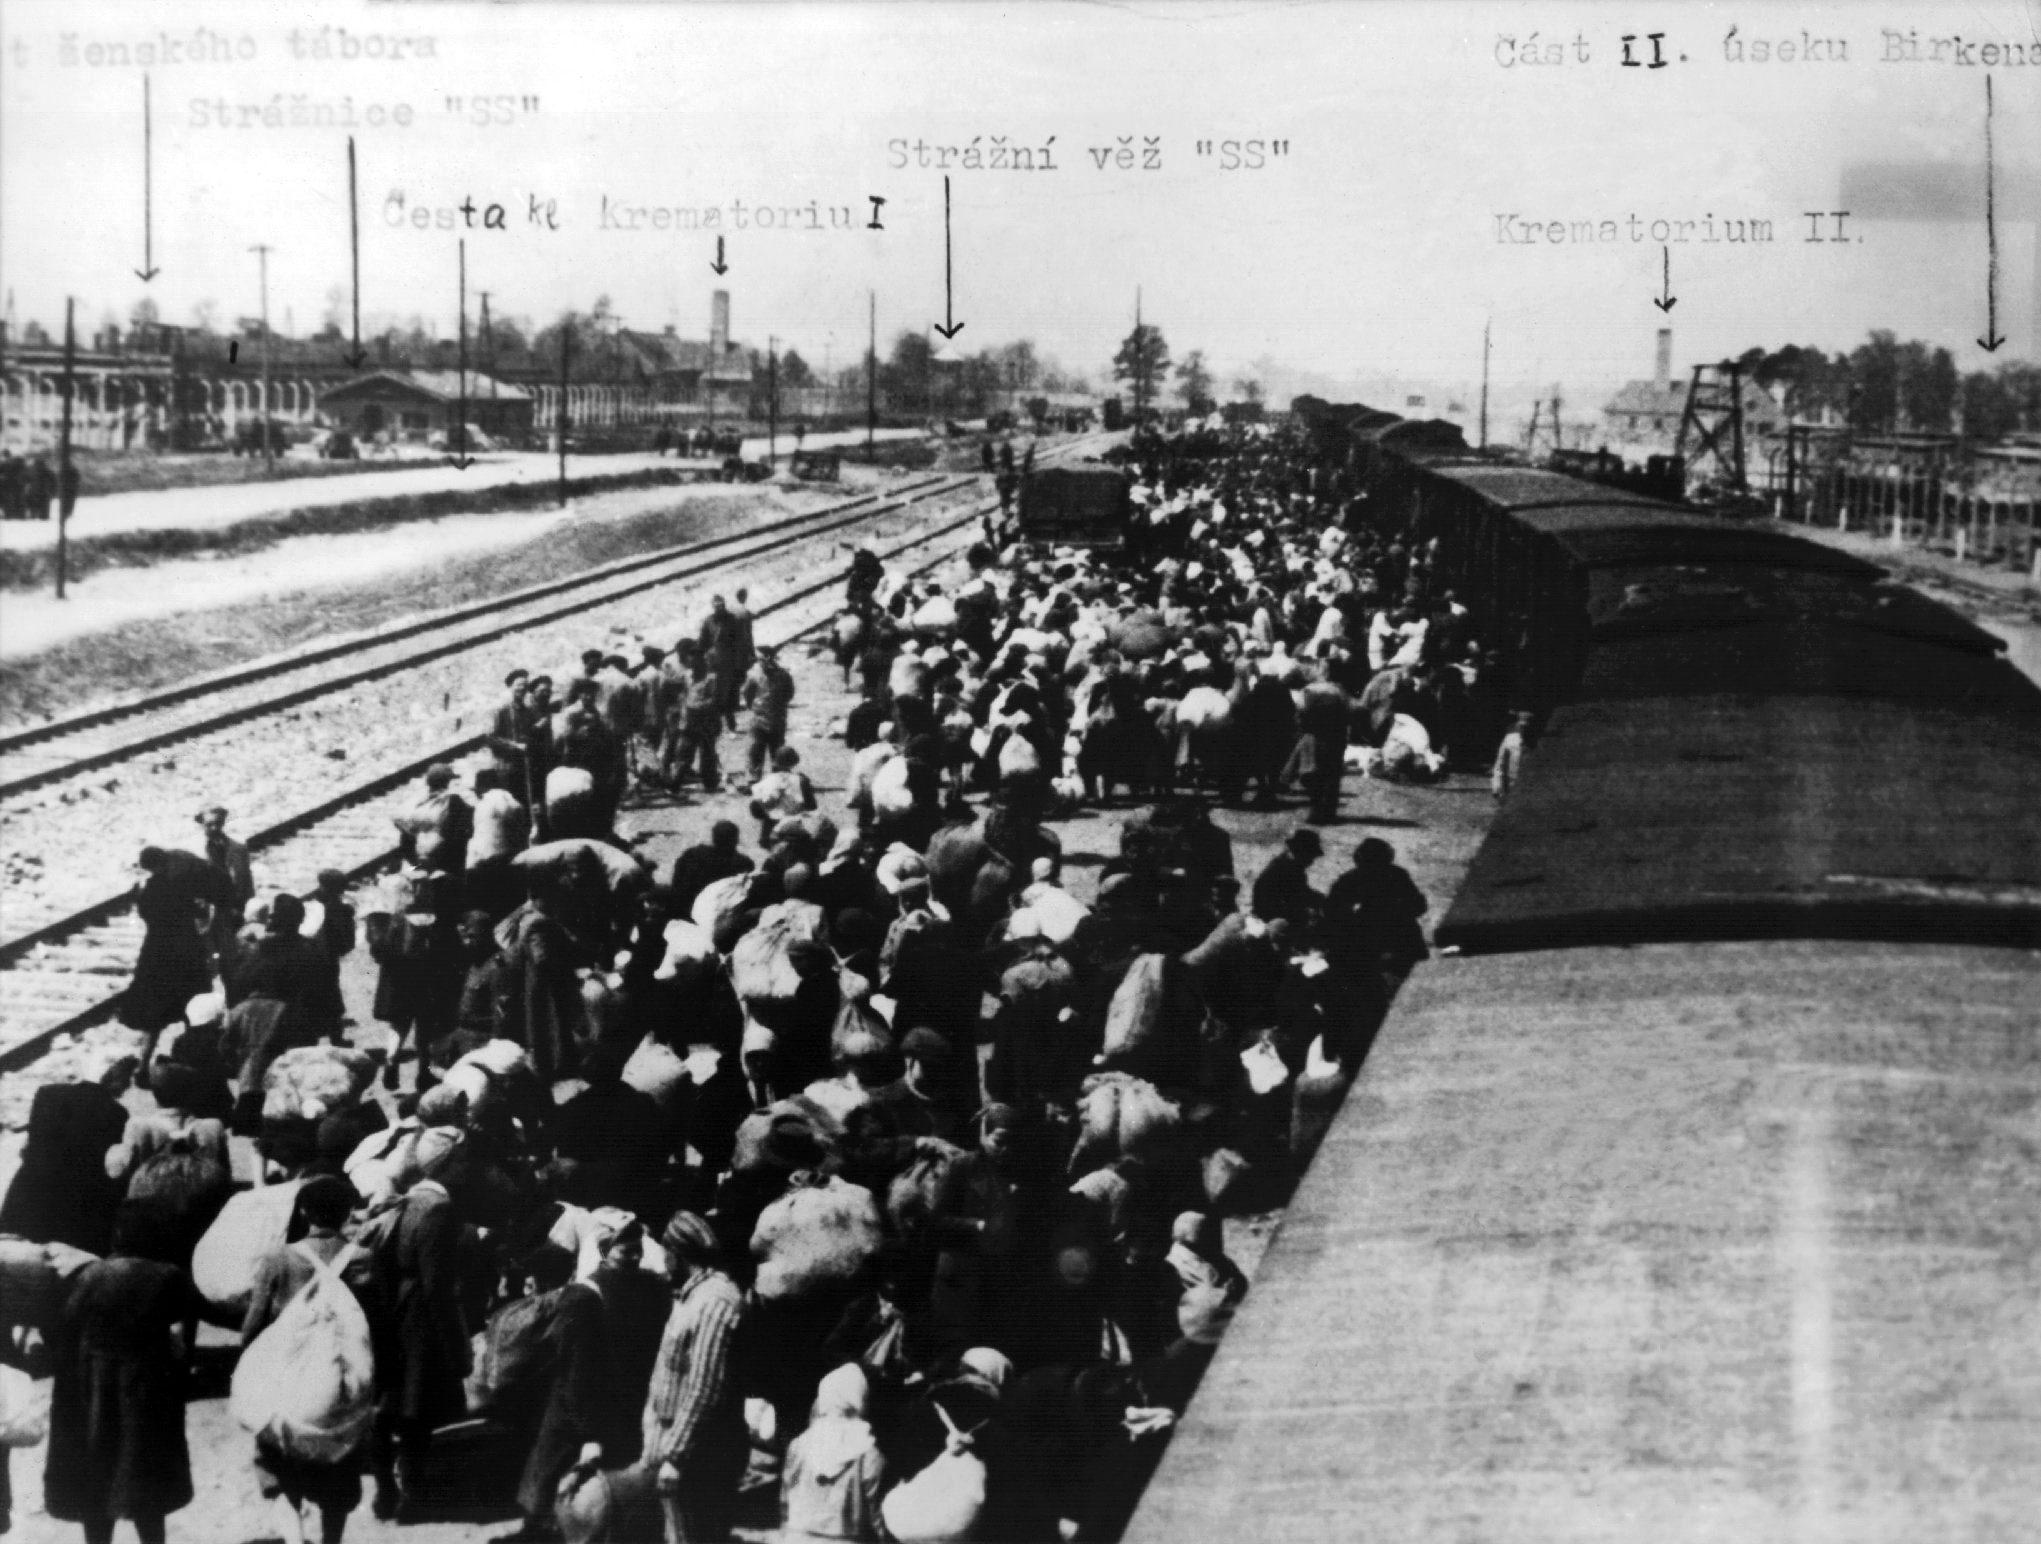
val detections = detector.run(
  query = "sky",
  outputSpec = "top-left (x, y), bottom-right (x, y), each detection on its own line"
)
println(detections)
top-left (1, 0), bottom-right (2036, 413)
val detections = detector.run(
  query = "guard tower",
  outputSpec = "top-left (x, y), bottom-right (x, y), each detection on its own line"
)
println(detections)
top-left (1674, 362), bottom-right (1748, 495)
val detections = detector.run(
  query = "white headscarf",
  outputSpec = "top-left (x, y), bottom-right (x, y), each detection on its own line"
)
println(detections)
top-left (799, 1363), bottom-right (876, 1481)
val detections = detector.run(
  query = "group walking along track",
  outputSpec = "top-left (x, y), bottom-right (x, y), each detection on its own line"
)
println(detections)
top-left (0, 440), bottom-right (1102, 1071)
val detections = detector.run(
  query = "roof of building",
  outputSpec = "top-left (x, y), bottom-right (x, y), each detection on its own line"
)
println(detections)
top-left (320, 369), bottom-right (531, 405)
top-left (615, 328), bottom-right (752, 381)
top-left (1603, 378), bottom-right (1782, 418)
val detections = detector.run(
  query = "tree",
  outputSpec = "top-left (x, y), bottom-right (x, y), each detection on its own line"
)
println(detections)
top-left (1233, 374), bottom-right (1265, 405)
top-left (1112, 323), bottom-right (1170, 415)
top-left (879, 330), bottom-right (936, 415)
top-left (129, 296), bottom-right (161, 330)
top-left (1175, 350), bottom-right (1215, 414)
top-left (321, 284), bottom-right (348, 338)
top-left (995, 339), bottom-right (1039, 391)
top-left (778, 348), bottom-right (815, 388)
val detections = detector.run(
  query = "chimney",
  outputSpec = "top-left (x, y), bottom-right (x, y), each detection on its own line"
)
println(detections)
top-left (1654, 328), bottom-right (1672, 392)
top-left (711, 290), bottom-right (730, 357)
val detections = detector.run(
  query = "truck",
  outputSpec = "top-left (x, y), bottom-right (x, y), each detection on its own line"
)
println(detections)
top-left (1015, 466), bottom-right (1132, 549)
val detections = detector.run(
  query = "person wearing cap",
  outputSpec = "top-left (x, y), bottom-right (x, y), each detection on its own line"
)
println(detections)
top-left (241, 1174), bottom-right (365, 1544)
top-left (1251, 828), bottom-right (1326, 931)
top-left (393, 764), bottom-right (474, 876)
top-left (1323, 836), bottom-right (1430, 984)
top-left (873, 1026), bottom-right (975, 1146)
top-left (633, 1212), bottom-right (751, 1544)
top-left (669, 650), bottom-right (725, 793)
top-left (197, 805), bottom-right (256, 956)
top-left (698, 593), bottom-right (748, 736)
top-left (740, 643), bottom-right (796, 784)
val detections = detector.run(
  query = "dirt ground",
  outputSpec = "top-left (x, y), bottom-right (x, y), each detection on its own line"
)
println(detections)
top-left (0, 532), bottom-right (1501, 1543)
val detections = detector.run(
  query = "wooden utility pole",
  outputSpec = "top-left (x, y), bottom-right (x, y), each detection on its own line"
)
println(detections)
top-left (867, 290), bottom-right (877, 455)
top-left (55, 298), bottom-right (75, 599)
top-left (557, 324), bottom-right (571, 505)
top-left (1478, 318), bottom-right (1491, 450)
top-left (767, 335), bottom-right (779, 468)
top-left (249, 244), bottom-right (274, 468)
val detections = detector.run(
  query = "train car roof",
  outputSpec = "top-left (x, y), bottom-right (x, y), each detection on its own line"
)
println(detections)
top-left (1127, 939), bottom-right (2041, 1544)
top-left (1435, 691), bottom-right (2041, 955)
top-left (1582, 565), bottom-right (2009, 658)
top-left (1422, 465), bottom-right (1886, 574)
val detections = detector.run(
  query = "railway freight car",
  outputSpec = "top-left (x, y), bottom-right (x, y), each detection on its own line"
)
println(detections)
top-left (1126, 451), bottom-right (2041, 1542)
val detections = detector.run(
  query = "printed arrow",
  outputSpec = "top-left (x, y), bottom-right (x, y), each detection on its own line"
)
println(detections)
top-left (344, 138), bottom-right (368, 368)
top-left (710, 235), bottom-right (728, 276)
top-left (134, 75), bottom-right (159, 281)
top-left (449, 239), bottom-right (474, 469)
top-left (934, 175), bottom-right (964, 340)
top-left (1652, 245), bottom-right (1676, 313)
top-left (1979, 75), bottom-right (2005, 352)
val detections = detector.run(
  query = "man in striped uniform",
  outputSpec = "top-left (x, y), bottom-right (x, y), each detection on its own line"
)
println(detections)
top-left (641, 1212), bottom-right (751, 1543)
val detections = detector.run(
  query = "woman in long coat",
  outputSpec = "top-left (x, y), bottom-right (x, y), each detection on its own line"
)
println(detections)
top-left (119, 847), bottom-right (237, 1037)
top-left (43, 1200), bottom-right (201, 1544)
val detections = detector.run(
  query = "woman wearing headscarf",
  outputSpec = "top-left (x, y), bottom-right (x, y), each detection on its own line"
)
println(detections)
top-left (43, 1200), bottom-right (203, 1544)
top-left (0, 1045), bottom-right (135, 1258)
top-left (779, 1364), bottom-right (887, 1544)
top-left (885, 1349), bottom-right (1037, 1543)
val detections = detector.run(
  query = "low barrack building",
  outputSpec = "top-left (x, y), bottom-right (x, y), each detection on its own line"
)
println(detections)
top-left (318, 368), bottom-right (535, 445)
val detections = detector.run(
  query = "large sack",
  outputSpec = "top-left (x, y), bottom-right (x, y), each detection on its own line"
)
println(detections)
top-left (543, 766), bottom-right (599, 831)
top-left (880, 1403), bottom-right (989, 1543)
top-left (1099, 953), bottom-right (1202, 1083)
top-left (230, 1241), bottom-right (376, 1463)
top-left (465, 1288), bottom-right (554, 1413)
top-left (345, 1123), bottom-right (463, 1208)
top-left (556, 1462), bottom-right (662, 1544)
top-left (1071, 1073), bottom-right (1182, 1175)
top-left (1106, 610), bottom-right (1175, 661)
top-left (996, 733), bottom-right (1042, 783)
top-left (1176, 685), bottom-right (1233, 731)
top-left (0, 1362), bottom-right (50, 1448)
top-left (870, 756), bottom-right (916, 818)
top-left (621, 1036), bottom-right (691, 1109)
top-left (911, 596), bottom-right (960, 640)
top-left (692, 871), bottom-right (762, 941)
top-left (516, 837), bottom-right (650, 896)
top-left (261, 1046), bottom-right (374, 1123)
top-left (0, 1237), bottom-right (98, 1332)
top-left (443, 1040), bottom-right (533, 1120)
top-left (193, 1180), bottom-right (306, 1315)
top-left (732, 1097), bottom-right (845, 1175)
top-left (750, 1174), bottom-right (883, 1302)
top-left (653, 919), bottom-right (716, 987)
top-left (1008, 883), bottom-right (1088, 945)
top-left (885, 1147), bottom-right (969, 1233)
top-left (730, 912), bottom-right (832, 1017)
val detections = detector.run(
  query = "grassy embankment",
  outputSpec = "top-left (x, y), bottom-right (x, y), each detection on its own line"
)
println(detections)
top-left (0, 485), bottom-right (800, 727)
top-left (0, 465), bottom-right (715, 594)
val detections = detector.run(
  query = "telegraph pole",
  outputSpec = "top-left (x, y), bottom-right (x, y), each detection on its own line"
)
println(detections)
top-left (477, 291), bottom-right (496, 398)
top-left (557, 323), bottom-right (571, 505)
top-left (867, 290), bottom-right (877, 455)
top-left (767, 335), bottom-right (779, 468)
top-left (249, 243), bottom-right (274, 468)
top-left (1478, 318), bottom-right (1491, 450)
top-left (55, 298), bottom-right (75, 599)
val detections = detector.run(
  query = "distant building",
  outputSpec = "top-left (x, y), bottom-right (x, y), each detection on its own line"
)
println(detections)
top-left (319, 368), bottom-right (534, 444)
top-left (1601, 328), bottom-right (1785, 450)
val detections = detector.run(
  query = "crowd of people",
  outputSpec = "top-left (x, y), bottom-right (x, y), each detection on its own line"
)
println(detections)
top-left (0, 415), bottom-right (1501, 1544)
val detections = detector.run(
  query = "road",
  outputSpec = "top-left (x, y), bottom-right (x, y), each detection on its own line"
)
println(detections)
top-left (0, 428), bottom-right (931, 553)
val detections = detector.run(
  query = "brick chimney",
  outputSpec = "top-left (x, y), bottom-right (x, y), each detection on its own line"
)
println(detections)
top-left (711, 290), bottom-right (730, 357)
top-left (1654, 328), bottom-right (1672, 392)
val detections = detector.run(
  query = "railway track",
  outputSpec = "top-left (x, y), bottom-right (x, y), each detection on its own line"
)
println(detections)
top-left (0, 472), bottom-right (971, 801)
top-left (0, 437), bottom-right (1107, 1072)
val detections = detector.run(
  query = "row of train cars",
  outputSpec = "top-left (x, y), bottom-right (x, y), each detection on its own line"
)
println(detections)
top-left (1127, 401), bottom-right (2041, 1541)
